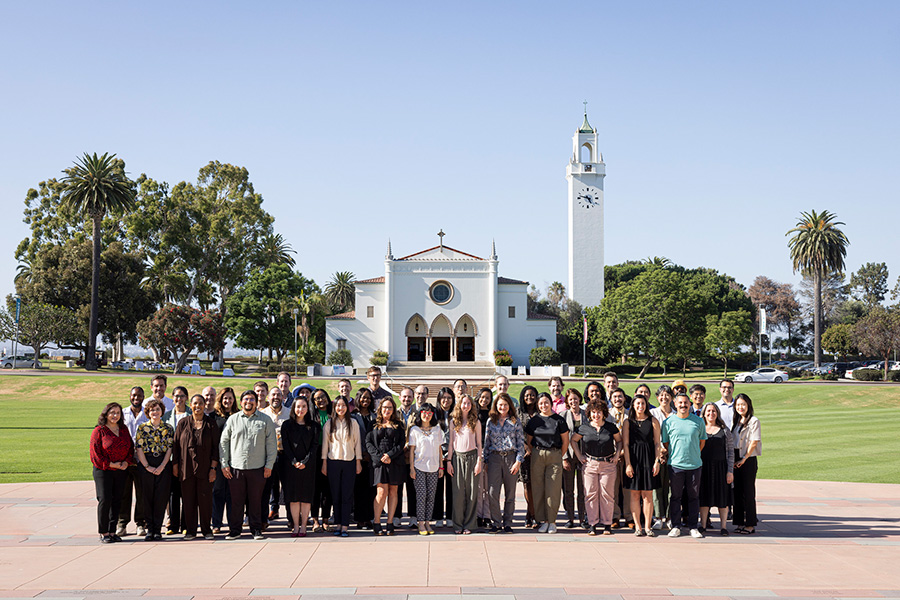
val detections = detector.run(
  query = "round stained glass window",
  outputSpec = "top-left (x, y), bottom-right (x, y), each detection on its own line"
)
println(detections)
top-left (429, 281), bottom-right (453, 305)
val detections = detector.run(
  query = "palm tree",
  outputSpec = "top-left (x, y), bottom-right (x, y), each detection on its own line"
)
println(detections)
top-left (256, 233), bottom-right (296, 268)
top-left (642, 256), bottom-right (672, 268)
top-left (61, 153), bottom-right (135, 370)
top-left (325, 271), bottom-right (356, 313)
top-left (786, 210), bottom-right (849, 367)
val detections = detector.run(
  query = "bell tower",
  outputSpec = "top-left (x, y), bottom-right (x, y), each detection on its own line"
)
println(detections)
top-left (566, 107), bottom-right (606, 308)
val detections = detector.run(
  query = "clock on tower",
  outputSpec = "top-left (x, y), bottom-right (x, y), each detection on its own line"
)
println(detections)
top-left (566, 108), bottom-right (606, 308)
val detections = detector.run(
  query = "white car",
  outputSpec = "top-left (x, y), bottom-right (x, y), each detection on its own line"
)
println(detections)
top-left (733, 367), bottom-right (789, 383)
top-left (1, 355), bottom-right (42, 369)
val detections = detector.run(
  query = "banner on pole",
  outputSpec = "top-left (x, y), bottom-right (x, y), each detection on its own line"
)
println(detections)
top-left (759, 307), bottom-right (767, 335)
top-left (583, 315), bottom-right (588, 344)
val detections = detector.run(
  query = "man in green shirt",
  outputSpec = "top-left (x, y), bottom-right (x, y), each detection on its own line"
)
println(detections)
top-left (220, 390), bottom-right (277, 540)
top-left (661, 393), bottom-right (707, 539)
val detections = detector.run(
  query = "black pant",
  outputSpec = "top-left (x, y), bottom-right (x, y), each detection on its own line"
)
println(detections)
top-left (733, 456), bottom-right (758, 527)
top-left (117, 465), bottom-right (144, 531)
top-left (262, 453), bottom-right (283, 523)
top-left (167, 475), bottom-right (182, 532)
top-left (397, 469), bottom-right (417, 519)
top-left (93, 467), bottom-right (127, 535)
top-left (433, 468), bottom-right (453, 520)
top-left (228, 468), bottom-right (266, 536)
top-left (669, 466), bottom-right (701, 529)
top-left (181, 475), bottom-right (213, 536)
top-left (354, 462), bottom-right (374, 523)
top-left (312, 454), bottom-right (332, 523)
top-left (138, 462), bottom-right (173, 535)
top-left (327, 459), bottom-right (356, 528)
top-left (212, 466), bottom-right (230, 529)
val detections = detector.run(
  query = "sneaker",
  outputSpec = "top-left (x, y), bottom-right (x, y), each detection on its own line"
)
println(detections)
top-left (204, 533), bottom-right (215, 540)
top-left (646, 528), bottom-right (656, 537)
top-left (183, 534), bottom-right (196, 541)
top-left (668, 527), bottom-right (682, 538)
top-left (144, 534), bottom-right (154, 542)
top-left (602, 525), bottom-right (612, 535)
top-left (116, 526), bottom-right (127, 537)
top-left (152, 533), bottom-right (163, 541)
top-left (137, 526), bottom-right (147, 537)
top-left (651, 518), bottom-right (663, 530)
top-left (690, 528), bottom-right (704, 539)
top-left (489, 525), bottom-right (500, 534)
top-left (565, 520), bottom-right (575, 529)
top-left (226, 533), bottom-right (240, 540)
top-left (100, 534), bottom-right (113, 544)
top-left (252, 530), bottom-right (265, 540)
top-left (503, 526), bottom-right (513, 534)
top-left (588, 525), bottom-right (598, 536)
top-left (547, 524), bottom-right (557, 534)
top-left (537, 522), bottom-right (549, 533)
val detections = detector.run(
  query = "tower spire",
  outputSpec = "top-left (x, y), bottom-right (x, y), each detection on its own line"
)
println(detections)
top-left (386, 239), bottom-right (393, 260)
top-left (579, 101), bottom-right (595, 134)
top-left (490, 239), bottom-right (497, 260)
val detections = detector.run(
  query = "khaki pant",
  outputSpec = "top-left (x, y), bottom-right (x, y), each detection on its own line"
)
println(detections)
top-left (531, 448), bottom-right (563, 524)
top-left (583, 458), bottom-right (617, 526)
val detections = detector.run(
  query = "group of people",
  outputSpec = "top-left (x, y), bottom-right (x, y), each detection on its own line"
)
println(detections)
top-left (89, 368), bottom-right (761, 543)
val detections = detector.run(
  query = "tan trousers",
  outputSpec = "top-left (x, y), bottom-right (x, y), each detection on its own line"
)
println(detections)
top-left (531, 448), bottom-right (563, 524)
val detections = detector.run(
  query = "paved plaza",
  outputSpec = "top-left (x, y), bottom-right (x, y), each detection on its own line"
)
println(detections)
top-left (1, 478), bottom-right (899, 600)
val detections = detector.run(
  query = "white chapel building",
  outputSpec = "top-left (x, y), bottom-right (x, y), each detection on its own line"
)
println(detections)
top-left (325, 239), bottom-right (557, 369)
top-left (325, 111), bottom-right (605, 370)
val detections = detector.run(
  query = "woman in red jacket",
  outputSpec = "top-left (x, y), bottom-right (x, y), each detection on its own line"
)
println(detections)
top-left (90, 402), bottom-right (134, 543)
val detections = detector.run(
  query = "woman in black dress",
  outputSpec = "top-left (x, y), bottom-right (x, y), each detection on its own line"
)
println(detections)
top-left (623, 394), bottom-right (661, 537)
top-left (699, 402), bottom-right (734, 536)
top-left (517, 385), bottom-right (539, 528)
top-left (282, 395), bottom-right (318, 537)
top-left (366, 397), bottom-right (406, 535)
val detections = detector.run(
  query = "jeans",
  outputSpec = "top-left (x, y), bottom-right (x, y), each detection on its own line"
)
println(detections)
top-left (93, 467), bottom-right (127, 535)
top-left (669, 466), bottom-right (701, 529)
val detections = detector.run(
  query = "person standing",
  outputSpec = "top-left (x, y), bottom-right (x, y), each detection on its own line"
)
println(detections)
top-left (433, 387), bottom-right (455, 528)
top-left (408, 403), bottom-right (443, 535)
top-left (172, 394), bottom-right (219, 540)
top-left (118, 386), bottom-right (148, 537)
top-left (310, 389), bottom-right (333, 532)
top-left (202, 386), bottom-right (217, 415)
top-left (732, 393), bottom-right (762, 535)
top-left (570, 400), bottom-right (621, 535)
top-left (517, 385), bottom-right (539, 528)
top-left (143, 374), bottom-right (174, 412)
top-left (281, 395), bottom-right (318, 537)
top-left (483, 393), bottom-right (524, 533)
top-left (661, 393), bottom-right (707, 539)
top-left (650, 385), bottom-right (674, 530)
top-left (135, 399), bottom-right (174, 541)
top-left (211, 387), bottom-right (237, 534)
top-left (714, 379), bottom-right (736, 431)
top-left (623, 394), bottom-right (662, 537)
top-left (220, 390), bottom-right (277, 540)
top-left (561, 388), bottom-right (587, 529)
top-left (90, 402), bottom-right (134, 543)
top-left (367, 397), bottom-right (406, 535)
top-left (698, 403), bottom-right (734, 536)
top-left (276, 371), bottom-right (294, 408)
top-left (366, 366), bottom-right (394, 403)
top-left (163, 386), bottom-right (190, 535)
top-left (352, 388), bottom-right (377, 529)
top-left (260, 388), bottom-right (290, 527)
top-left (607, 388), bottom-right (632, 530)
top-left (321, 396), bottom-right (362, 537)
top-left (395, 386), bottom-right (418, 528)
top-left (525, 392), bottom-right (570, 534)
top-left (548, 376), bottom-right (566, 414)
top-left (447, 394), bottom-right (483, 534)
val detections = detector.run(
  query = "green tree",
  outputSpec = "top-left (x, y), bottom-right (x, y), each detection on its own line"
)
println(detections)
top-left (822, 323), bottom-right (857, 360)
top-left (325, 271), bottom-right (356, 314)
top-left (787, 210), bottom-right (849, 367)
top-left (853, 306), bottom-right (900, 381)
top-left (705, 310), bottom-right (752, 377)
top-left (748, 276), bottom-right (801, 356)
top-left (137, 305), bottom-right (197, 371)
top-left (849, 262), bottom-right (889, 309)
top-left (0, 298), bottom-right (80, 364)
top-left (255, 233), bottom-right (296, 268)
top-left (225, 264), bottom-right (316, 363)
top-left (60, 153), bottom-right (136, 370)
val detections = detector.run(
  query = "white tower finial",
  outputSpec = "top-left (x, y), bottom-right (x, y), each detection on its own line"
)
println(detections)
top-left (490, 239), bottom-right (497, 260)
top-left (386, 239), bottom-right (393, 260)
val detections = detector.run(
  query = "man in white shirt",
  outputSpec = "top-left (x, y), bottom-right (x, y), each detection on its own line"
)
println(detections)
top-left (714, 380), bottom-right (736, 431)
top-left (277, 372), bottom-right (295, 408)
top-left (142, 374), bottom-right (173, 412)
top-left (119, 386), bottom-right (148, 537)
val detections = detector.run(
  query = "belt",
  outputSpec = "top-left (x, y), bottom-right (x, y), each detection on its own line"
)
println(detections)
top-left (494, 449), bottom-right (515, 456)
top-left (585, 452), bottom-right (615, 463)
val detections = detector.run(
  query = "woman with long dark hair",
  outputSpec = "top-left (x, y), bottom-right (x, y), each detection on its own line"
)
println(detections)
top-left (732, 393), bottom-right (761, 534)
top-left (352, 388), bottom-right (376, 530)
top-left (561, 388), bottom-right (587, 529)
top-left (366, 397), bottom-right (406, 535)
top-left (311, 389), bottom-right (333, 532)
top-left (321, 396), bottom-right (361, 537)
top-left (699, 402), bottom-right (734, 536)
top-left (282, 395), bottom-right (318, 537)
top-left (90, 402), bottom-right (134, 543)
top-left (408, 403), bottom-right (443, 535)
top-left (211, 387), bottom-right (237, 534)
top-left (433, 387), bottom-right (455, 528)
top-left (476, 387), bottom-right (494, 528)
top-left (623, 394), bottom-right (661, 537)
top-left (517, 385), bottom-right (539, 527)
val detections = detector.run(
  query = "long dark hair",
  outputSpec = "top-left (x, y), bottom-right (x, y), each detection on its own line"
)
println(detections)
top-left (375, 397), bottom-right (401, 428)
top-left (355, 388), bottom-right (373, 414)
top-left (97, 402), bottom-right (124, 428)
top-left (519, 385), bottom-right (539, 417)
top-left (435, 387), bottom-right (456, 425)
top-left (701, 402), bottom-right (727, 430)
top-left (312, 389), bottom-right (333, 415)
top-left (290, 396), bottom-right (315, 426)
top-left (583, 380), bottom-right (606, 405)
top-left (489, 393), bottom-right (518, 424)
top-left (414, 402), bottom-right (438, 428)
top-left (733, 393), bottom-right (754, 429)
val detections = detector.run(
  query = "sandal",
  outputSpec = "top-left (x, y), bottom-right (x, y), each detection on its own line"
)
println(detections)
top-left (739, 527), bottom-right (756, 535)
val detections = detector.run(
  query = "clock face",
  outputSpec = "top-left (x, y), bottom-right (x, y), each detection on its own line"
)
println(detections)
top-left (577, 187), bottom-right (600, 209)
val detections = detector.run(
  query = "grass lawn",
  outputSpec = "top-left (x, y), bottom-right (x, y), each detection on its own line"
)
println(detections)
top-left (0, 374), bottom-right (898, 484)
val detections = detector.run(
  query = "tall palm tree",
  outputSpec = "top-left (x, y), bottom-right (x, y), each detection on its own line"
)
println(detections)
top-left (325, 271), bottom-right (356, 314)
top-left (61, 153), bottom-right (135, 370)
top-left (256, 233), bottom-right (296, 268)
top-left (786, 210), bottom-right (849, 367)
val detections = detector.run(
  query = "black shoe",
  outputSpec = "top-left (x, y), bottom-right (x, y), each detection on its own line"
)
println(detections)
top-left (153, 533), bottom-right (163, 540)
top-left (386, 524), bottom-right (395, 536)
top-left (581, 521), bottom-right (589, 530)
top-left (565, 520), bottom-right (575, 529)
top-left (588, 525), bottom-right (598, 536)
top-left (503, 525), bottom-right (513, 533)
top-left (110, 534), bottom-right (123, 543)
top-left (100, 534), bottom-right (113, 544)
top-left (144, 534), bottom-right (154, 542)
top-left (373, 523), bottom-right (383, 536)
top-left (489, 525), bottom-right (500, 534)
top-left (697, 526), bottom-right (706, 534)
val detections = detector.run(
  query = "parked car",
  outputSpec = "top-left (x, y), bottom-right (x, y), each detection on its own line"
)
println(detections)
top-left (1, 355), bottom-right (42, 369)
top-left (785, 360), bottom-right (813, 370)
top-left (732, 367), bottom-right (790, 383)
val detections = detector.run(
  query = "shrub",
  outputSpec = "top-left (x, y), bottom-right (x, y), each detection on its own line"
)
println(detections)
top-left (370, 350), bottom-right (389, 366)
top-left (326, 349), bottom-right (353, 366)
top-left (493, 349), bottom-right (513, 366)
top-left (817, 372), bottom-right (840, 381)
top-left (853, 369), bottom-right (882, 381)
top-left (530, 346), bottom-right (561, 366)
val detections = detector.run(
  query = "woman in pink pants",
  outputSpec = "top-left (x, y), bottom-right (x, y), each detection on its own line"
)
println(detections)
top-left (570, 400), bottom-right (622, 535)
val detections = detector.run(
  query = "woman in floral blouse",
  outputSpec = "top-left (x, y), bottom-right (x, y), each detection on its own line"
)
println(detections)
top-left (136, 398), bottom-right (175, 541)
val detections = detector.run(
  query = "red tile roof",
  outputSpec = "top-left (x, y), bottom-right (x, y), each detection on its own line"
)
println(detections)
top-left (354, 276), bottom-right (384, 284)
top-left (397, 245), bottom-right (484, 261)
top-left (498, 276), bottom-right (528, 285)
top-left (527, 311), bottom-right (557, 320)
top-left (326, 311), bottom-right (356, 320)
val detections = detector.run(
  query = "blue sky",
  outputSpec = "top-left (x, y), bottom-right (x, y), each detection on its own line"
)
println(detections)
top-left (2, 1), bottom-right (898, 320)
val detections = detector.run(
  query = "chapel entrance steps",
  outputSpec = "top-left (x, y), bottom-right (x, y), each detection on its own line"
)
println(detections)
top-left (383, 361), bottom-right (500, 399)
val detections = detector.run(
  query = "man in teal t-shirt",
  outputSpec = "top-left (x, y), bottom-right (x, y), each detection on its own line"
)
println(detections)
top-left (661, 393), bottom-right (707, 538)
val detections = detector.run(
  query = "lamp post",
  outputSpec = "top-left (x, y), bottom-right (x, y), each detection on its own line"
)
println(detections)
top-left (292, 308), bottom-right (299, 377)
top-left (582, 308), bottom-right (587, 378)
top-left (12, 294), bottom-right (21, 370)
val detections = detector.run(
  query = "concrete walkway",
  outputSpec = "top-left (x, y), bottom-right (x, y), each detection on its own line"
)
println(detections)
top-left (1, 479), bottom-right (899, 600)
